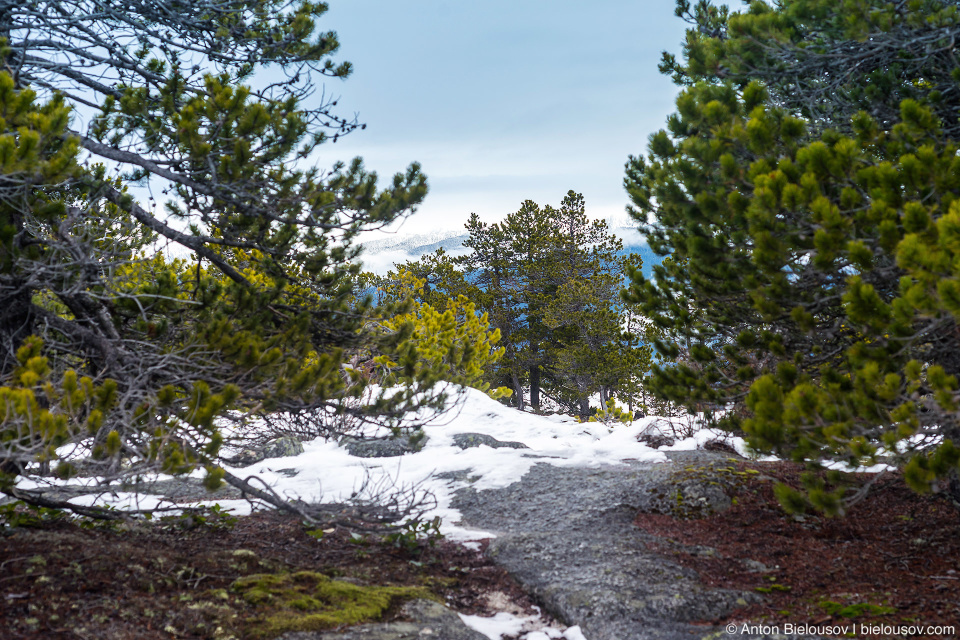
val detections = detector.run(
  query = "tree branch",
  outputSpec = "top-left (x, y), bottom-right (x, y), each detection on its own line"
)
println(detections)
top-left (92, 178), bottom-right (251, 286)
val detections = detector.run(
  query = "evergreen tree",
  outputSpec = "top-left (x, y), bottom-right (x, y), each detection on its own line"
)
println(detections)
top-left (368, 269), bottom-right (510, 400)
top-left (461, 212), bottom-right (529, 407)
top-left (375, 248), bottom-right (478, 312)
top-left (0, 1), bottom-right (447, 522)
top-left (628, 0), bottom-right (960, 513)
top-left (539, 192), bottom-right (646, 418)
top-left (401, 192), bottom-right (648, 418)
top-left (500, 200), bottom-right (558, 410)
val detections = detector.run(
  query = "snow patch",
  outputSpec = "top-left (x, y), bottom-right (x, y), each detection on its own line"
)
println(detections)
top-left (458, 611), bottom-right (582, 640)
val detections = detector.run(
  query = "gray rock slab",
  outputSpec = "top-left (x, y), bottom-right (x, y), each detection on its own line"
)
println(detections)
top-left (452, 451), bottom-right (823, 640)
top-left (224, 435), bottom-right (306, 467)
top-left (452, 432), bottom-right (529, 450)
top-left (278, 599), bottom-right (488, 640)
top-left (262, 436), bottom-right (306, 459)
top-left (340, 433), bottom-right (428, 458)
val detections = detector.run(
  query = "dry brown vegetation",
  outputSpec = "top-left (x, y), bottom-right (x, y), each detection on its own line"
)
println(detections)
top-left (635, 461), bottom-right (960, 638)
top-left (0, 509), bottom-right (535, 640)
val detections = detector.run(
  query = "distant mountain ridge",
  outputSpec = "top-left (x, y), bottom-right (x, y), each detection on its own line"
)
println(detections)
top-left (359, 229), bottom-right (470, 256)
top-left (359, 226), bottom-right (662, 279)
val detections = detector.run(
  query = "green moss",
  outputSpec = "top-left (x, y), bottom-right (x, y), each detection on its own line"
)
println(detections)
top-left (234, 573), bottom-right (285, 589)
top-left (289, 596), bottom-right (321, 610)
top-left (230, 571), bottom-right (436, 639)
top-left (818, 600), bottom-right (896, 618)
top-left (755, 584), bottom-right (791, 593)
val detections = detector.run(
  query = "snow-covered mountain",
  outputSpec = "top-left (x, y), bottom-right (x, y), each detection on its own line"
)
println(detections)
top-left (359, 225), bottom-right (662, 279)
top-left (358, 229), bottom-right (472, 274)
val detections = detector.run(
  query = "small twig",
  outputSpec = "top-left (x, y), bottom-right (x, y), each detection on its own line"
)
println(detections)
top-left (0, 556), bottom-right (30, 571)
top-left (843, 468), bottom-right (889, 510)
top-left (190, 574), bottom-right (211, 589)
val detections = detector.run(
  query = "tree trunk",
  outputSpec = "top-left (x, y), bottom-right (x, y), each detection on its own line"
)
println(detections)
top-left (579, 395), bottom-right (590, 421)
top-left (529, 365), bottom-right (540, 412)
top-left (512, 372), bottom-right (525, 411)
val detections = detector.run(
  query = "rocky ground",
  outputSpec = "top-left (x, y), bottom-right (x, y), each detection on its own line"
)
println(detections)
top-left (0, 506), bottom-right (535, 640)
top-left (451, 451), bottom-right (762, 640)
top-left (633, 457), bottom-right (960, 638)
top-left (451, 449), bottom-right (960, 640)
top-left (3, 440), bottom-right (959, 640)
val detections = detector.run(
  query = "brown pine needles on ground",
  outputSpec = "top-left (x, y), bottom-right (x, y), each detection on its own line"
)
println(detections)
top-left (0, 510), bottom-right (536, 640)
top-left (634, 460), bottom-right (960, 638)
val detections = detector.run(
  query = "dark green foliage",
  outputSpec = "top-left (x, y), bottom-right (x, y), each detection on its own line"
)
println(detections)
top-left (627, 0), bottom-right (960, 514)
top-left (0, 1), bottom-right (447, 513)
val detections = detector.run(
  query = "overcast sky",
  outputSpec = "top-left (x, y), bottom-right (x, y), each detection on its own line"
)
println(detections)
top-left (309, 1), bottom-right (690, 236)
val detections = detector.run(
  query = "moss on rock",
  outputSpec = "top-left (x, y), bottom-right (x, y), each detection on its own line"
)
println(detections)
top-left (230, 571), bottom-right (436, 638)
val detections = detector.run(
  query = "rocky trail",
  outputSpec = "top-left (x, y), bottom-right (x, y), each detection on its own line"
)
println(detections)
top-left (448, 450), bottom-right (829, 640)
top-left (8, 446), bottom-right (822, 640)
top-left (451, 452), bottom-right (750, 639)
top-left (268, 449), bottom-right (792, 640)
top-left (8, 387), bottom-right (954, 640)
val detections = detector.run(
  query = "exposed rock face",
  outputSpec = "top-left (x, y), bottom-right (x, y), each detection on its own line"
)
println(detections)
top-left (262, 436), bottom-right (305, 459)
top-left (339, 432), bottom-right (428, 458)
top-left (452, 432), bottom-right (529, 450)
top-left (224, 436), bottom-right (305, 467)
top-left (638, 433), bottom-right (676, 449)
top-left (639, 476), bottom-right (733, 520)
top-left (452, 451), bottom-right (820, 640)
top-left (702, 439), bottom-right (743, 457)
top-left (278, 599), bottom-right (488, 640)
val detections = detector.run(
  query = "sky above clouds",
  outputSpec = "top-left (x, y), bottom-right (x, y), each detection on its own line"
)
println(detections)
top-left (312, 1), bottom-right (690, 235)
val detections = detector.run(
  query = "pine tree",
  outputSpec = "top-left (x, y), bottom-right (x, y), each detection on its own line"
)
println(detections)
top-left (500, 200), bottom-right (558, 410)
top-left (539, 192), bottom-right (645, 418)
top-left (369, 269), bottom-right (510, 400)
top-left (461, 212), bottom-right (530, 407)
top-left (401, 192), bottom-right (648, 418)
top-left (627, 0), bottom-right (960, 514)
top-left (0, 1), bottom-right (446, 522)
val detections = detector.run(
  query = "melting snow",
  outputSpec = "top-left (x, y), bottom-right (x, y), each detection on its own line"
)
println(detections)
top-left (208, 387), bottom-right (677, 541)
top-left (13, 386), bottom-right (774, 640)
